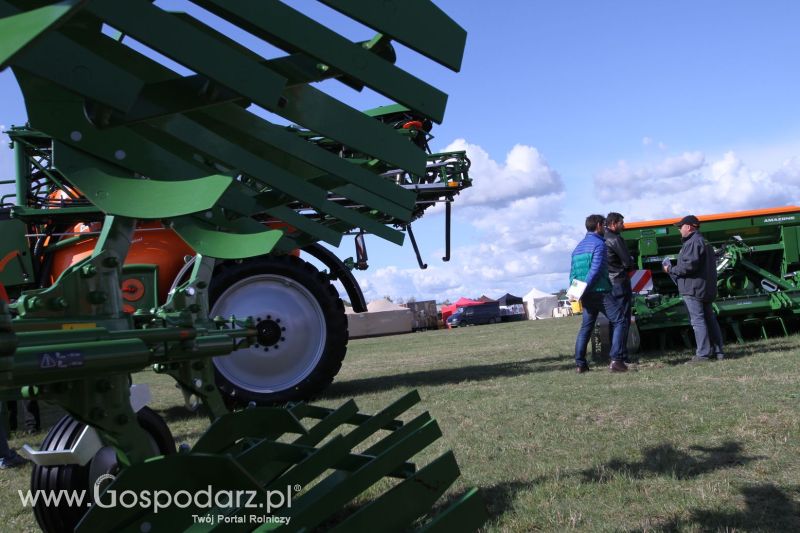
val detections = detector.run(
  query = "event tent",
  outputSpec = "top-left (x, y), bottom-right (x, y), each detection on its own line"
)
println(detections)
top-left (497, 293), bottom-right (526, 320)
top-left (523, 288), bottom-right (558, 319)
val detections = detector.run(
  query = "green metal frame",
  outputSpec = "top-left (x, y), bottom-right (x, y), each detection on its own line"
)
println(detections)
top-left (0, 1), bottom-right (486, 530)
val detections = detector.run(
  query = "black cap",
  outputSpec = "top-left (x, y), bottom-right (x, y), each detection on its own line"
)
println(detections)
top-left (674, 215), bottom-right (700, 227)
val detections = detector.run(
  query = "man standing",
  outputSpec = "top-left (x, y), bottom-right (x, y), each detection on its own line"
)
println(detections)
top-left (605, 212), bottom-right (634, 364)
top-left (570, 214), bottom-right (628, 373)
top-left (663, 215), bottom-right (725, 362)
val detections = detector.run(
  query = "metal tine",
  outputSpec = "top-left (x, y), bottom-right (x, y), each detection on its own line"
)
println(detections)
top-left (336, 389), bottom-right (422, 450)
top-left (328, 451), bottom-right (462, 533)
top-left (279, 419), bottom-right (444, 532)
top-left (190, 407), bottom-right (308, 454)
top-left (360, 411), bottom-right (433, 458)
top-left (415, 487), bottom-right (489, 533)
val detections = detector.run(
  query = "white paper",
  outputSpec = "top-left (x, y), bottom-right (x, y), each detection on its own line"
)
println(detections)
top-left (566, 279), bottom-right (587, 300)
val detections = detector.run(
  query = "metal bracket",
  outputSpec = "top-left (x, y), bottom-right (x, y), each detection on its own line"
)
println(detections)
top-left (406, 224), bottom-right (427, 269)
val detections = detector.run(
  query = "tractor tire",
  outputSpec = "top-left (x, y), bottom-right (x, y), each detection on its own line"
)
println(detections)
top-left (208, 254), bottom-right (348, 406)
top-left (31, 407), bottom-right (174, 533)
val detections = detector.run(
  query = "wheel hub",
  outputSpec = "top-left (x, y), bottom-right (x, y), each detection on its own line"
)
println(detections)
top-left (256, 318), bottom-right (282, 346)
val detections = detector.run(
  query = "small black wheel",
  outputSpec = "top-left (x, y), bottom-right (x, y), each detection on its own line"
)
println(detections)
top-left (209, 254), bottom-right (348, 405)
top-left (31, 407), bottom-right (175, 533)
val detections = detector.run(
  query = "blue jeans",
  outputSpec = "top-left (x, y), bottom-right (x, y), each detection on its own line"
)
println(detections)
top-left (683, 296), bottom-right (724, 358)
top-left (575, 291), bottom-right (626, 367)
top-left (606, 279), bottom-right (632, 359)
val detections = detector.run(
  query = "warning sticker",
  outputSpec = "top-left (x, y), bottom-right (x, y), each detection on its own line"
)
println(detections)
top-left (39, 351), bottom-right (84, 369)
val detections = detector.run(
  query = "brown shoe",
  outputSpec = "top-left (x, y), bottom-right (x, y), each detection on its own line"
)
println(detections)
top-left (609, 360), bottom-right (628, 373)
top-left (576, 365), bottom-right (590, 374)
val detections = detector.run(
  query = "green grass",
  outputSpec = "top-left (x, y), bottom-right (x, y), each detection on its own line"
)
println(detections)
top-left (2, 317), bottom-right (799, 531)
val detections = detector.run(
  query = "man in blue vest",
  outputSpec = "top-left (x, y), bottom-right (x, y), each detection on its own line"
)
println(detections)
top-left (569, 214), bottom-right (628, 373)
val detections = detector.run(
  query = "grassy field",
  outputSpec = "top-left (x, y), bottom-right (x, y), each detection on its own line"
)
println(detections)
top-left (1, 317), bottom-right (799, 531)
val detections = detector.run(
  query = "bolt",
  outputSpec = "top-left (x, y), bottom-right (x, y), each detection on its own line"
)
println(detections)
top-left (276, 318), bottom-right (281, 323)
top-left (281, 337), bottom-right (285, 342)
top-left (281, 327), bottom-right (286, 332)
top-left (263, 347), bottom-right (269, 352)
top-left (193, 378), bottom-right (202, 389)
top-left (70, 131), bottom-right (82, 142)
top-left (80, 264), bottom-right (97, 278)
top-left (185, 287), bottom-right (196, 296)
top-left (204, 211), bottom-right (213, 219)
top-left (114, 149), bottom-right (126, 160)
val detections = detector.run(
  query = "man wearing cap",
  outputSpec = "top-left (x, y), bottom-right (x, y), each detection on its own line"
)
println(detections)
top-left (569, 214), bottom-right (628, 373)
top-left (663, 215), bottom-right (725, 362)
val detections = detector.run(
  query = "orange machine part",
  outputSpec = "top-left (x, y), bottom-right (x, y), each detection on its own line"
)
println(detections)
top-left (51, 222), bottom-right (194, 303)
top-left (625, 206), bottom-right (800, 230)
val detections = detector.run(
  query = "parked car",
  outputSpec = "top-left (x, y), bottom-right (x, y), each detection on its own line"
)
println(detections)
top-left (447, 302), bottom-right (501, 327)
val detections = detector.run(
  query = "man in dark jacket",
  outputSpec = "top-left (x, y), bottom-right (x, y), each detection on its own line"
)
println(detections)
top-left (663, 215), bottom-right (725, 362)
top-left (605, 212), bottom-right (634, 364)
top-left (569, 214), bottom-right (627, 373)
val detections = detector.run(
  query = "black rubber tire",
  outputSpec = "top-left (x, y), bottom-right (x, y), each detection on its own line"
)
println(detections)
top-left (209, 254), bottom-right (348, 405)
top-left (31, 407), bottom-right (175, 533)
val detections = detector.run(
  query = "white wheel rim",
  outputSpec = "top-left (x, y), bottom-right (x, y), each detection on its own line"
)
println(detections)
top-left (211, 273), bottom-right (327, 394)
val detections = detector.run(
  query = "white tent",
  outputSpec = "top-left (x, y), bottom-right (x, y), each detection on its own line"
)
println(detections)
top-left (523, 288), bottom-right (558, 320)
top-left (345, 299), bottom-right (413, 338)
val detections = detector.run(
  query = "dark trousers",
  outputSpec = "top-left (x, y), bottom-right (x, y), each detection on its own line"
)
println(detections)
top-left (7, 400), bottom-right (40, 431)
top-left (683, 296), bottom-right (724, 358)
top-left (575, 291), bottom-right (626, 367)
top-left (606, 278), bottom-right (632, 359)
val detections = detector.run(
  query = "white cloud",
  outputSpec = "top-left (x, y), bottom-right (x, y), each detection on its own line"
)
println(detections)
top-left (594, 150), bottom-right (800, 221)
top-left (444, 139), bottom-right (563, 207)
top-left (642, 136), bottom-right (653, 146)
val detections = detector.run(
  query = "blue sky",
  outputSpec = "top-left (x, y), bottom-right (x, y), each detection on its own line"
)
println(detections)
top-left (4, 1), bottom-right (800, 303)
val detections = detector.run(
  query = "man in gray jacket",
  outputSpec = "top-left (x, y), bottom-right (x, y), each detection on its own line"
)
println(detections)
top-left (663, 215), bottom-right (725, 362)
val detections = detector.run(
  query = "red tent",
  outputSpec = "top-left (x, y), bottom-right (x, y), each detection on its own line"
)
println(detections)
top-left (441, 297), bottom-right (483, 323)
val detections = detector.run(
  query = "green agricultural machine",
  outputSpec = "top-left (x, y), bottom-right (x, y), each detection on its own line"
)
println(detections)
top-left (0, 1), bottom-right (486, 531)
top-left (617, 206), bottom-right (800, 351)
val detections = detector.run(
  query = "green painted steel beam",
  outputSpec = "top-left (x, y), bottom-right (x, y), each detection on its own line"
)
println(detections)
top-left (194, 0), bottom-right (448, 123)
top-left (198, 106), bottom-right (417, 212)
top-left (55, 143), bottom-right (232, 218)
top-left (0, 0), bottom-right (83, 69)
top-left (170, 217), bottom-right (283, 260)
top-left (84, 0), bottom-right (288, 112)
top-left (156, 115), bottom-right (407, 245)
top-left (318, 0), bottom-right (467, 73)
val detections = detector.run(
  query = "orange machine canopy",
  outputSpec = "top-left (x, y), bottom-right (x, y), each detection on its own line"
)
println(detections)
top-left (625, 206), bottom-right (800, 230)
